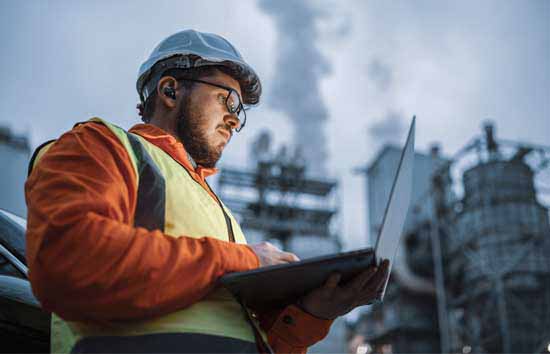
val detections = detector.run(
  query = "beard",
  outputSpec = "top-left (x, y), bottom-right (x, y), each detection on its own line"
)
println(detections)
top-left (176, 95), bottom-right (229, 168)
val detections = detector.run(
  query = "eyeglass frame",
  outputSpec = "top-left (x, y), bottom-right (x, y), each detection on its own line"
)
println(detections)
top-left (176, 78), bottom-right (247, 132)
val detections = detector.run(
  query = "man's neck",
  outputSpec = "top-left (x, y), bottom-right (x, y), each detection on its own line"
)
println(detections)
top-left (148, 116), bottom-right (179, 142)
top-left (148, 116), bottom-right (199, 170)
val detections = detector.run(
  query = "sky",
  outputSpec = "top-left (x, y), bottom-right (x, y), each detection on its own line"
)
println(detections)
top-left (1, 0), bottom-right (549, 249)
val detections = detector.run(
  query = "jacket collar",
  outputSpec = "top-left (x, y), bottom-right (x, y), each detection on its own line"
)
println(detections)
top-left (128, 123), bottom-right (218, 180)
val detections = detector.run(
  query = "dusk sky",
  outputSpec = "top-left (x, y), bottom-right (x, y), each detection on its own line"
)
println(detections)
top-left (1, 0), bottom-right (548, 249)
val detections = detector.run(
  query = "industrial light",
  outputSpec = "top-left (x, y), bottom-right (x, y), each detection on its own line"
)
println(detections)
top-left (462, 345), bottom-right (472, 354)
top-left (546, 343), bottom-right (550, 352)
top-left (356, 344), bottom-right (371, 354)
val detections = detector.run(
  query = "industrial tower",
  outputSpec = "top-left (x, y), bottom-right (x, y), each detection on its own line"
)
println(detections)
top-left (217, 130), bottom-right (341, 258)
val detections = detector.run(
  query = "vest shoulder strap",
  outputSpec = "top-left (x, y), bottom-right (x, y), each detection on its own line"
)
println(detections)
top-left (27, 118), bottom-right (166, 232)
top-left (27, 118), bottom-right (140, 178)
top-left (86, 117), bottom-right (140, 178)
top-left (124, 131), bottom-right (166, 232)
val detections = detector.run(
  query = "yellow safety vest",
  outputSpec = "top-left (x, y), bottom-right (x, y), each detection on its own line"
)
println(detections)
top-left (32, 118), bottom-right (259, 353)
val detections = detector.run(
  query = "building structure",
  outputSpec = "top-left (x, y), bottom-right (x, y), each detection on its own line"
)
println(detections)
top-left (0, 126), bottom-right (30, 217)
top-left (217, 131), bottom-right (341, 258)
top-left (443, 124), bottom-right (550, 354)
top-left (350, 123), bottom-right (550, 354)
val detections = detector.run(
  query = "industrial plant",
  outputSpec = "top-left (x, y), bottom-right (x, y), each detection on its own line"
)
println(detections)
top-left (349, 122), bottom-right (550, 354)
top-left (218, 130), bottom-right (342, 259)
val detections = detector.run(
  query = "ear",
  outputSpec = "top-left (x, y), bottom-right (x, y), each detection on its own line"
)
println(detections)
top-left (157, 76), bottom-right (180, 110)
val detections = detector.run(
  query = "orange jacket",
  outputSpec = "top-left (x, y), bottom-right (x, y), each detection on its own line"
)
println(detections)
top-left (25, 121), bottom-right (332, 353)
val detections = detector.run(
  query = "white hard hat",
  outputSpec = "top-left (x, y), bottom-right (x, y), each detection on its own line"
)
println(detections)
top-left (137, 29), bottom-right (261, 105)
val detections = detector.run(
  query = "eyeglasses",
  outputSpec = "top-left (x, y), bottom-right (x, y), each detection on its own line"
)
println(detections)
top-left (179, 78), bottom-right (247, 132)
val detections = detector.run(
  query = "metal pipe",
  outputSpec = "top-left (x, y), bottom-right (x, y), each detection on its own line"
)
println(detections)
top-left (430, 218), bottom-right (451, 353)
top-left (494, 276), bottom-right (511, 353)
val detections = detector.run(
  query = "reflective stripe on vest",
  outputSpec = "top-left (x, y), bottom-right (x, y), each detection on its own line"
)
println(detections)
top-left (33, 118), bottom-right (257, 353)
top-left (126, 132), bottom-right (166, 232)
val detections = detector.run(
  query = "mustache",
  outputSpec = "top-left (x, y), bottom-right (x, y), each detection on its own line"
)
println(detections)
top-left (217, 124), bottom-right (233, 139)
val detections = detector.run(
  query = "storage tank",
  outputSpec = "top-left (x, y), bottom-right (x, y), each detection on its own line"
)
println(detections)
top-left (450, 146), bottom-right (550, 353)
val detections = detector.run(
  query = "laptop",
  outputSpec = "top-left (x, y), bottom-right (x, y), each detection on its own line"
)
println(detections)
top-left (220, 116), bottom-right (416, 312)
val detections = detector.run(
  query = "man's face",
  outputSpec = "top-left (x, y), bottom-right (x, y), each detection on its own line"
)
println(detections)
top-left (176, 70), bottom-right (243, 168)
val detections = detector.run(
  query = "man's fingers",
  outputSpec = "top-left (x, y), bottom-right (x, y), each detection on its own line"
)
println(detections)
top-left (345, 267), bottom-right (377, 293)
top-left (376, 259), bottom-right (390, 286)
top-left (324, 273), bottom-right (342, 289)
top-left (363, 259), bottom-right (390, 292)
top-left (249, 242), bottom-right (302, 266)
top-left (357, 288), bottom-right (386, 305)
top-left (280, 251), bottom-right (300, 263)
top-left (352, 260), bottom-right (390, 305)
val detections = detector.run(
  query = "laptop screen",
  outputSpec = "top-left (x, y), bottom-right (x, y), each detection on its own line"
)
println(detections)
top-left (374, 116), bottom-right (416, 295)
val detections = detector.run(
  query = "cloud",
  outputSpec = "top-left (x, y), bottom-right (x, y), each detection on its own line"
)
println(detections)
top-left (367, 59), bottom-right (393, 92)
top-left (368, 111), bottom-right (407, 145)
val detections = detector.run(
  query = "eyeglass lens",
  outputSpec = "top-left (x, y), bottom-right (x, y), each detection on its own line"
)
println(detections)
top-left (226, 90), bottom-right (246, 131)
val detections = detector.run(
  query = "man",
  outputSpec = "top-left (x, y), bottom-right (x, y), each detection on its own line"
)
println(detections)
top-left (25, 29), bottom-right (389, 353)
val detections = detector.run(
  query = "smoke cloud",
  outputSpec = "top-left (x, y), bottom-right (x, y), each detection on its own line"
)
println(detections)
top-left (368, 111), bottom-right (407, 145)
top-left (365, 58), bottom-right (407, 145)
top-left (258, 0), bottom-right (332, 176)
top-left (367, 58), bottom-right (393, 92)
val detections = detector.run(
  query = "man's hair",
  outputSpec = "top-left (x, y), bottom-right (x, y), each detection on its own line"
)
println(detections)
top-left (139, 64), bottom-right (252, 123)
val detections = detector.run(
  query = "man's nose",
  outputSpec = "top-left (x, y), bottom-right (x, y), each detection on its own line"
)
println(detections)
top-left (224, 114), bottom-right (241, 131)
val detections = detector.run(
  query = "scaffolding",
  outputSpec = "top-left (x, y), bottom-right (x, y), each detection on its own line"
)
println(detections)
top-left (217, 131), bottom-right (341, 256)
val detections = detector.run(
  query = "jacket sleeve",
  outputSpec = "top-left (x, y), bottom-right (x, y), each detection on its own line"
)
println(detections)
top-left (260, 305), bottom-right (334, 354)
top-left (25, 122), bottom-right (260, 322)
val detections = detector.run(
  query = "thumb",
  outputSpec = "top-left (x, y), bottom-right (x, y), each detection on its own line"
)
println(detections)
top-left (324, 273), bottom-right (341, 289)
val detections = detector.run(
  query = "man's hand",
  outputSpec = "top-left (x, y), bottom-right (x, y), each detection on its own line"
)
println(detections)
top-left (298, 259), bottom-right (390, 320)
top-left (249, 242), bottom-right (300, 267)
